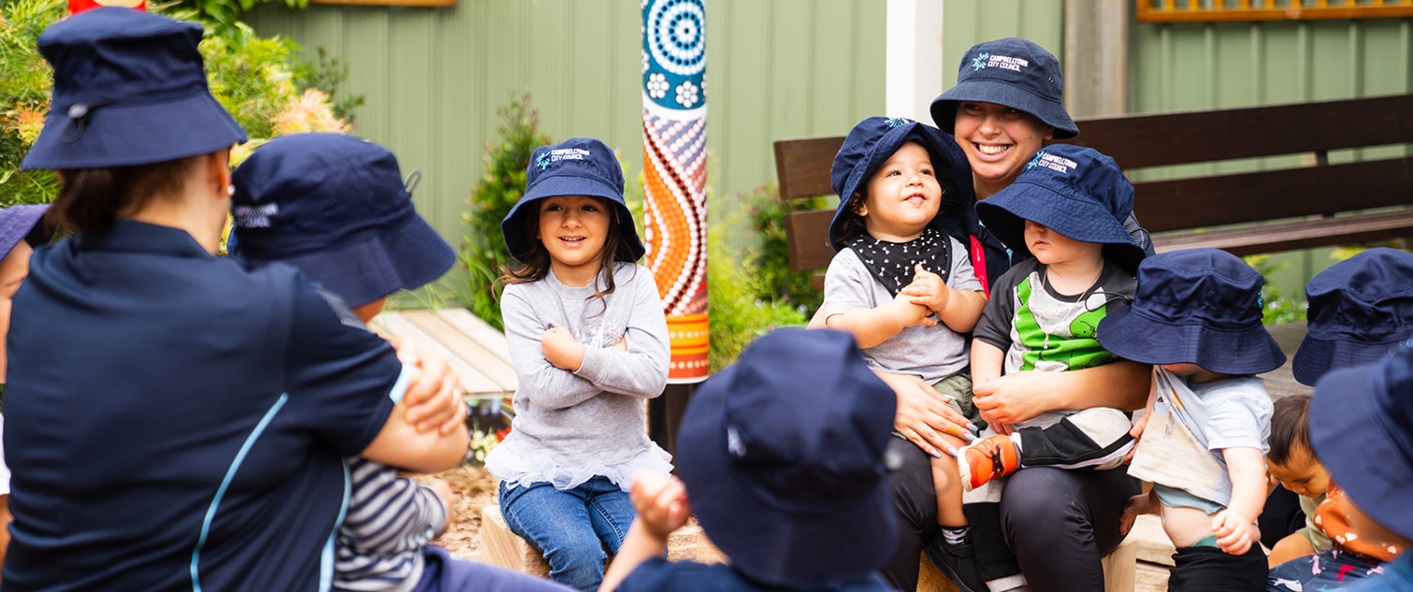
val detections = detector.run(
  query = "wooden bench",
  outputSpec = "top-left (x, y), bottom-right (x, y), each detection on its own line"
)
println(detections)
top-left (772, 93), bottom-right (1413, 291)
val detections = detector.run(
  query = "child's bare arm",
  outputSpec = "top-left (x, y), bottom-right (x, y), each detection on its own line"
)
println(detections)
top-left (825, 294), bottom-right (934, 349)
top-left (1211, 447), bottom-right (1266, 555)
top-left (599, 473), bottom-right (691, 592)
top-left (901, 264), bottom-right (987, 333)
top-left (1125, 371), bottom-right (1160, 463)
top-left (970, 340), bottom-right (1008, 433)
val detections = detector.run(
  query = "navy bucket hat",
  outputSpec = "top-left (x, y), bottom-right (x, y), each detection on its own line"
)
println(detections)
top-left (230, 133), bottom-right (455, 309)
top-left (975, 144), bottom-right (1146, 274)
top-left (930, 37), bottom-right (1078, 139)
top-left (827, 116), bottom-right (973, 251)
top-left (0, 205), bottom-right (52, 260)
top-left (500, 138), bottom-right (644, 263)
top-left (675, 329), bottom-right (898, 588)
top-left (1310, 341), bottom-right (1413, 542)
top-left (1293, 248), bottom-right (1413, 386)
top-left (22, 8), bottom-right (246, 170)
top-left (1097, 249), bottom-right (1286, 376)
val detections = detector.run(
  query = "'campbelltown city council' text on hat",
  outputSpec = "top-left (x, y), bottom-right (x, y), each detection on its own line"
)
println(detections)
top-left (501, 138), bottom-right (645, 264)
top-left (975, 144), bottom-right (1146, 274)
top-left (930, 37), bottom-right (1078, 139)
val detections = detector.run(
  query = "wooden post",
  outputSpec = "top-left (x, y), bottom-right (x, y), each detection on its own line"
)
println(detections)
top-left (1063, 0), bottom-right (1130, 117)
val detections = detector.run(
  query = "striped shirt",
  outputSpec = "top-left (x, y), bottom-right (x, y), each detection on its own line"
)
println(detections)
top-left (335, 457), bottom-right (448, 592)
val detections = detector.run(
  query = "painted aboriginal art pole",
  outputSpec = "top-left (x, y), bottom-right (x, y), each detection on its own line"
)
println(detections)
top-left (642, 0), bottom-right (708, 382)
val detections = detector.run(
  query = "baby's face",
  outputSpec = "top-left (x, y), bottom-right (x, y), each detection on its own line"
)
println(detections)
top-left (859, 142), bottom-right (943, 242)
top-left (1267, 446), bottom-right (1330, 498)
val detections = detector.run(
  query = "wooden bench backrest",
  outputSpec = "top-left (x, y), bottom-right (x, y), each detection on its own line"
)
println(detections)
top-left (773, 94), bottom-right (1413, 272)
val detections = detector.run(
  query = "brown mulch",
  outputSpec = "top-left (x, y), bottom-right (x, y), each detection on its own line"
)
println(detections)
top-left (423, 463), bottom-right (499, 559)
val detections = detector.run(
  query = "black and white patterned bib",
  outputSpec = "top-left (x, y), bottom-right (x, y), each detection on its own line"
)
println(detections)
top-left (845, 226), bottom-right (952, 297)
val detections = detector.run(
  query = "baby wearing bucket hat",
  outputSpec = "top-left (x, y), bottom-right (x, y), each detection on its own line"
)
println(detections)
top-left (1097, 249), bottom-right (1284, 591)
top-left (1307, 342), bottom-right (1413, 591)
top-left (600, 329), bottom-right (899, 592)
top-left (486, 138), bottom-right (670, 592)
top-left (958, 144), bottom-right (1147, 491)
top-left (232, 133), bottom-right (567, 592)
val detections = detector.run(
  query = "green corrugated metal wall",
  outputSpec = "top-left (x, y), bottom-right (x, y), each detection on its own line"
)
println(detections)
top-left (245, 0), bottom-right (890, 244)
top-left (246, 1), bottom-right (1409, 291)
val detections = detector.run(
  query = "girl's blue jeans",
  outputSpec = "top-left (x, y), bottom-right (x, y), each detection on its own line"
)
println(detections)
top-left (498, 476), bottom-right (635, 591)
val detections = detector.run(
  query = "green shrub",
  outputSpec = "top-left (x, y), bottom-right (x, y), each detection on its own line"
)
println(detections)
top-left (0, 0), bottom-right (63, 206)
top-left (457, 93), bottom-right (551, 330)
top-left (742, 184), bottom-right (828, 315)
top-left (0, 3), bottom-right (350, 208)
top-left (707, 200), bottom-right (808, 371)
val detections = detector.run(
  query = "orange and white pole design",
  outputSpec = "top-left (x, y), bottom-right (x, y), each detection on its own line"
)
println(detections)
top-left (642, 0), bottom-right (708, 382)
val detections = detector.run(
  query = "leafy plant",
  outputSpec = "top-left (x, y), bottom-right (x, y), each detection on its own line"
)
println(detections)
top-left (742, 184), bottom-right (828, 315)
top-left (0, 0), bottom-right (63, 206)
top-left (457, 93), bottom-right (551, 330)
top-left (707, 200), bottom-right (808, 371)
top-left (1245, 254), bottom-right (1306, 325)
top-left (170, 0), bottom-right (307, 37)
top-left (0, 2), bottom-right (350, 208)
top-left (293, 46), bottom-right (364, 125)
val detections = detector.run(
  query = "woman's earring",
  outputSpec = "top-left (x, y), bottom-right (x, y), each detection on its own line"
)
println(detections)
top-left (227, 185), bottom-right (236, 197)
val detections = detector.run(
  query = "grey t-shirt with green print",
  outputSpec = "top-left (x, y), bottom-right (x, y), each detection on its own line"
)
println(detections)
top-left (973, 257), bottom-right (1136, 429)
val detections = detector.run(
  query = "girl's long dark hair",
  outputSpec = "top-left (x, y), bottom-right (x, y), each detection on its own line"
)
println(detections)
top-left (496, 197), bottom-right (634, 304)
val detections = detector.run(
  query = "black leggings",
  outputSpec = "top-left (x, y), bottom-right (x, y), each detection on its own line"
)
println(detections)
top-left (1000, 467), bottom-right (1141, 592)
top-left (880, 439), bottom-right (1139, 592)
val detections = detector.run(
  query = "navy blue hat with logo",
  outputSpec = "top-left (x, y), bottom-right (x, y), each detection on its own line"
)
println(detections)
top-left (230, 133), bottom-right (455, 308)
top-left (675, 328), bottom-right (898, 588)
top-left (22, 8), bottom-right (246, 170)
top-left (1310, 341), bottom-right (1413, 542)
top-left (930, 37), bottom-right (1078, 139)
top-left (828, 116), bottom-right (974, 251)
top-left (1293, 248), bottom-right (1413, 386)
top-left (501, 138), bottom-right (644, 263)
top-left (1097, 249), bottom-right (1286, 375)
top-left (975, 144), bottom-right (1146, 274)
top-left (0, 205), bottom-right (52, 260)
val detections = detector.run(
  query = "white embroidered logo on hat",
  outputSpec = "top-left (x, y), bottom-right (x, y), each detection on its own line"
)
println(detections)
top-left (549, 148), bottom-right (591, 163)
top-left (233, 203), bottom-right (279, 228)
top-left (974, 53), bottom-right (1029, 73)
top-left (1027, 151), bottom-right (1078, 174)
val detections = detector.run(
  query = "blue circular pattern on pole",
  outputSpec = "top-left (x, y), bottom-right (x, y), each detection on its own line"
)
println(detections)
top-left (643, 0), bottom-right (706, 111)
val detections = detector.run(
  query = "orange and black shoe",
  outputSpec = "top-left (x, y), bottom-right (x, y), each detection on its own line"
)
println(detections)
top-left (957, 434), bottom-right (1020, 491)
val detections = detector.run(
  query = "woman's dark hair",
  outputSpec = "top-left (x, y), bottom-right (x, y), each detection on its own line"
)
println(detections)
top-left (496, 196), bottom-right (631, 303)
top-left (54, 156), bottom-right (200, 234)
top-left (1268, 394), bottom-right (1312, 466)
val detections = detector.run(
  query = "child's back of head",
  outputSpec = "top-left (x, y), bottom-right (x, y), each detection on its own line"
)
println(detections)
top-left (673, 328), bottom-right (898, 589)
top-left (230, 132), bottom-right (456, 312)
top-left (1293, 248), bottom-right (1413, 386)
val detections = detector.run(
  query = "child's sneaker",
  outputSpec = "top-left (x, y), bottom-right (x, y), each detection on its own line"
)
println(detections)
top-left (922, 530), bottom-right (986, 592)
top-left (957, 434), bottom-right (1020, 491)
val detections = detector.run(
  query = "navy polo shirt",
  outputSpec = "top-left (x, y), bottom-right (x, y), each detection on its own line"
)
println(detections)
top-left (3, 220), bottom-right (405, 591)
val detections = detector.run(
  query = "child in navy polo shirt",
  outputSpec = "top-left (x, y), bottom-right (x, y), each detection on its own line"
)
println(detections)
top-left (232, 132), bottom-right (570, 592)
top-left (599, 329), bottom-right (898, 592)
top-left (1098, 249), bottom-right (1284, 591)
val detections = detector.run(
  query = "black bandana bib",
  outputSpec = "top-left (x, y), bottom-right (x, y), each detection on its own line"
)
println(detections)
top-left (845, 226), bottom-right (952, 297)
